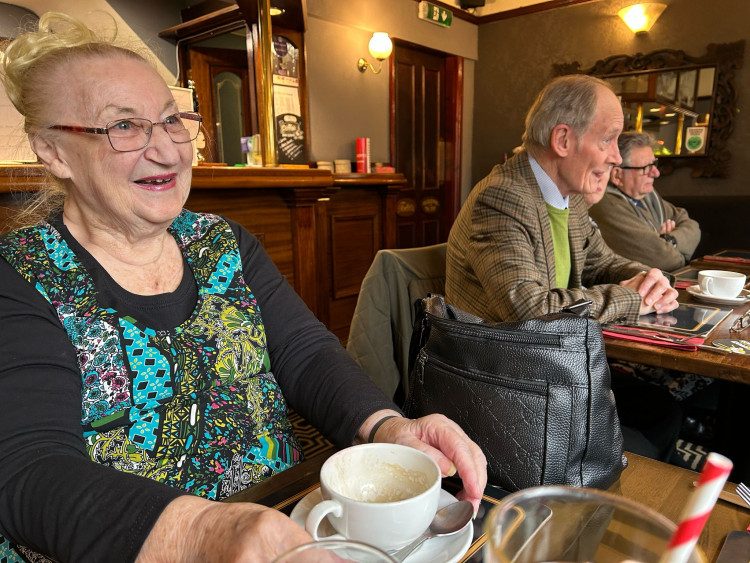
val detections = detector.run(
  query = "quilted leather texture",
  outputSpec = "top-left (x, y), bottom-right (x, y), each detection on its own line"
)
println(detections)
top-left (405, 296), bottom-right (625, 492)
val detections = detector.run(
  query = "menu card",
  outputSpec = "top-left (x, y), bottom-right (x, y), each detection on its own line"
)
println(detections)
top-left (606, 302), bottom-right (732, 342)
top-left (702, 249), bottom-right (750, 264)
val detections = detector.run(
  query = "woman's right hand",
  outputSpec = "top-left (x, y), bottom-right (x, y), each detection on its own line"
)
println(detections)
top-left (136, 495), bottom-right (313, 562)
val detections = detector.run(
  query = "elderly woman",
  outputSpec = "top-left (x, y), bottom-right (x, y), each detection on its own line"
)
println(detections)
top-left (0, 13), bottom-right (485, 562)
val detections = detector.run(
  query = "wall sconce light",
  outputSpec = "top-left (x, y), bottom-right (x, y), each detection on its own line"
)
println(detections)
top-left (357, 32), bottom-right (393, 74)
top-left (618, 3), bottom-right (667, 34)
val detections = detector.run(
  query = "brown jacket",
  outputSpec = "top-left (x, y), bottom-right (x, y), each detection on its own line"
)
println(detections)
top-left (588, 186), bottom-right (700, 272)
top-left (446, 152), bottom-right (647, 323)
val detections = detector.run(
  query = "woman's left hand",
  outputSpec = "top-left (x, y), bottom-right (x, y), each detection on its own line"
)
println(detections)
top-left (363, 411), bottom-right (487, 514)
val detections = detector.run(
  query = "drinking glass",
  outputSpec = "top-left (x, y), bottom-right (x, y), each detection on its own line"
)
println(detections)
top-left (484, 485), bottom-right (706, 562)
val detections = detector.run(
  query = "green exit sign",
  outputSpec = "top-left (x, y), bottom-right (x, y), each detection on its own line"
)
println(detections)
top-left (418, 1), bottom-right (453, 28)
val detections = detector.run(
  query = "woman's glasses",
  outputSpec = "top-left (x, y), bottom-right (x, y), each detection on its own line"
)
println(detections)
top-left (49, 112), bottom-right (202, 152)
top-left (618, 159), bottom-right (659, 176)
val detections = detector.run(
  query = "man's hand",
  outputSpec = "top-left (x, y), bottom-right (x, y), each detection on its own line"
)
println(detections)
top-left (618, 268), bottom-right (679, 316)
top-left (361, 411), bottom-right (487, 514)
top-left (660, 219), bottom-right (676, 234)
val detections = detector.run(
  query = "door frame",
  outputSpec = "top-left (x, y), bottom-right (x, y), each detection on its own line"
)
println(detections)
top-left (388, 40), bottom-right (463, 230)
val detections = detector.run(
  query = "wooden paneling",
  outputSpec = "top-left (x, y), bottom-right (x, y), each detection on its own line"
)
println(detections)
top-left (186, 188), bottom-right (296, 286)
top-left (1, 166), bottom-right (405, 341)
top-left (315, 174), bottom-right (405, 341)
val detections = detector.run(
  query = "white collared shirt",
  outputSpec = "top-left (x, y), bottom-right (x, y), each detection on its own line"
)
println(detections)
top-left (528, 155), bottom-right (569, 210)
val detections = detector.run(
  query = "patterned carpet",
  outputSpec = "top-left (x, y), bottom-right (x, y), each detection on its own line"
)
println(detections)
top-left (288, 409), bottom-right (334, 459)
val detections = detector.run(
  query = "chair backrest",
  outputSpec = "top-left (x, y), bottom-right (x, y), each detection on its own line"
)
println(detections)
top-left (346, 243), bottom-right (447, 401)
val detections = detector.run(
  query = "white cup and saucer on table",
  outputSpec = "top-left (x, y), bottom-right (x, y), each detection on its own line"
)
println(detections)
top-left (290, 443), bottom-right (474, 563)
top-left (686, 270), bottom-right (749, 305)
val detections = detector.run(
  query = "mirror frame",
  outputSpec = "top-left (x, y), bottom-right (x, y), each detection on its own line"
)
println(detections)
top-left (552, 41), bottom-right (745, 178)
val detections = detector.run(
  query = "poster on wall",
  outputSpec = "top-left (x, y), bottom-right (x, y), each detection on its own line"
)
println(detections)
top-left (276, 113), bottom-right (306, 164)
top-left (272, 35), bottom-right (299, 87)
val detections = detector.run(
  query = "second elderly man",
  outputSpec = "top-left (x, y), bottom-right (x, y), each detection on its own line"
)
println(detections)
top-left (589, 131), bottom-right (701, 271)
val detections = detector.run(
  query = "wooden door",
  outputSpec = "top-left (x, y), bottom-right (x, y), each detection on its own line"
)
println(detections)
top-left (189, 47), bottom-right (254, 164)
top-left (391, 43), bottom-right (462, 248)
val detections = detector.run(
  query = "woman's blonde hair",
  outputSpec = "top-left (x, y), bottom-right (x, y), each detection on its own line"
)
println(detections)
top-left (0, 12), bottom-right (148, 228)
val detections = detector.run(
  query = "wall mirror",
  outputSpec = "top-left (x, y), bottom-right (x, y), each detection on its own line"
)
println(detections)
top-left (553, 41), bottom-right (745, 178)
top-left (159, 0), bottom-right (307, 166)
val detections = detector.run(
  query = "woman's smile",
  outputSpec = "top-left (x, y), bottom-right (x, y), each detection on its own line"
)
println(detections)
top-left (135, 173), bottom-right (178, 191)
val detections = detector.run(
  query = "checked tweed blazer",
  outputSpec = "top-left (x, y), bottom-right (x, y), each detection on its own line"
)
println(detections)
top-left (446, 151), bottom-right (648, 324)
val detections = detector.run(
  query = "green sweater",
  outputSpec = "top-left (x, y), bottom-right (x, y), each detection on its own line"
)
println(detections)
top-left (546, 203), bottom-right (570, 288)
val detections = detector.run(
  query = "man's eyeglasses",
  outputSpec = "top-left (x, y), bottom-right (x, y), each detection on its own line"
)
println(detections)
top-left (618, 159), bottom-right (659, 176)
top-left (731, 310), bottom-right (750, 333)
top-left (48, 112), bottom-right (202, 152)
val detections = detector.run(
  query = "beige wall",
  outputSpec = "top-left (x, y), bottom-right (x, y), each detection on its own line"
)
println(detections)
top-left (473, 0), bottom-right (749, 197)
top-left (306, 0), bottom-right (478, 195)
top-left (7, 0), bottom-right (180, 82)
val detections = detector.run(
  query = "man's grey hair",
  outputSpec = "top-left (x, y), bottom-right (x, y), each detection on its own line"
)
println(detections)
top-left (617, 131), bottom-right (657, 166)
top-left (522, 74), bottom-right (614, 158)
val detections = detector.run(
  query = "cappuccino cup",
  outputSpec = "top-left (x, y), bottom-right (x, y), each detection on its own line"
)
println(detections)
top-left (698, 270), bottom-right (746, 299)
top-left (305, 443), bottom-right (441, 551)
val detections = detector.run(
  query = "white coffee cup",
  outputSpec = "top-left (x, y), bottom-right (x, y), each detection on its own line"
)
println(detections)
top-left (305, 443), bottom-right (441, 551)
top-left (698, 270), bottom-right (746, 299)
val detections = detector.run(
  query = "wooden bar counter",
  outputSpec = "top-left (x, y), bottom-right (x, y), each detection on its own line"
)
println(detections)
top-left (0, 165), bottom-right (406, 340)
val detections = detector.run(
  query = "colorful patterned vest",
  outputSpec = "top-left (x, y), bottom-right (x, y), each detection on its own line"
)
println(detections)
top-left (0, 211), bottom-right (302, 558)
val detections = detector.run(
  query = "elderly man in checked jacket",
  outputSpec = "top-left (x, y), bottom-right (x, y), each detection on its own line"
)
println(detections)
top-left (446, 75), bottom-right (678, 324)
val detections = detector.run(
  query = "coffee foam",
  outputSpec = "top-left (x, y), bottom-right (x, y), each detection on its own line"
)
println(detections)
top-left (329, 458), bottom-right (432, 503)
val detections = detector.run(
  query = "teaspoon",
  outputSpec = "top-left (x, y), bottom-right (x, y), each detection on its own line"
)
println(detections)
top-left (389, 500), bottom-right (473, 562)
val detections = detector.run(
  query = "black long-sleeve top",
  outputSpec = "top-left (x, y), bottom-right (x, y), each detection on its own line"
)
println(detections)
top-left (0, 215), bottom-right (397, 562)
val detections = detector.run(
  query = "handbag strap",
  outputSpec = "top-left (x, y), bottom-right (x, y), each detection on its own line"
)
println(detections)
top-left (407, 295), bottom-right (433, 381)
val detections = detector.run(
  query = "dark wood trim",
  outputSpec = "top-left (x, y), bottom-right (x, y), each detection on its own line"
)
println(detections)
top-left (158, 5), bottom-right (243, 40)
top-left (408, 0), bottom-right (598, 25)
top-left (332, 173), bottom-right (407, 187)
top-left (444, 56), bottom-right (463, 227)
top-left (0, 165), bottom-right (46, 193)
top-left (190, 165), bottom-right (331, 188)
top-left (476, 0), bottom-right (598, 23)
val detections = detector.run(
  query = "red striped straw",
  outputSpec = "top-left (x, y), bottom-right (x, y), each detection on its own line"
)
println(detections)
top-left (659, 452), bottom-right (733, 563)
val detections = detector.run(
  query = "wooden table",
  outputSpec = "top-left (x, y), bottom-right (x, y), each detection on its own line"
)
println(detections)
top-left (224, 450), bottom-right (749, 562)
top-left (604, 294), bottom-right (750, 385)
top-left (611, 453), bottom-right (749, 561)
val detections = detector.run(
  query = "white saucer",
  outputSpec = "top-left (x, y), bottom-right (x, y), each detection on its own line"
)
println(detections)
top-left (290, 488), bottom-right (473, 563)
top-left (686, 284), bottom-right (750, 305)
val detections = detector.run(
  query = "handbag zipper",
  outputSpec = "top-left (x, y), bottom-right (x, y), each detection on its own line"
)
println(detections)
top-left (432, 318), bottom-right (564, 347)
top-left (417, 349), bottom-right (547, 394)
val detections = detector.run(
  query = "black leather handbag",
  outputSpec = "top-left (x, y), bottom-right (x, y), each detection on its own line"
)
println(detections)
top-left (404, 295), bottom-right (626, 492)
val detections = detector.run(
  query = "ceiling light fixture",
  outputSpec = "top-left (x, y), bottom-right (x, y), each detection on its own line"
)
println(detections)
top-left (618, 3), bottom-right (667, 34)
top-left (270, 6), bottom-right (285, 16)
